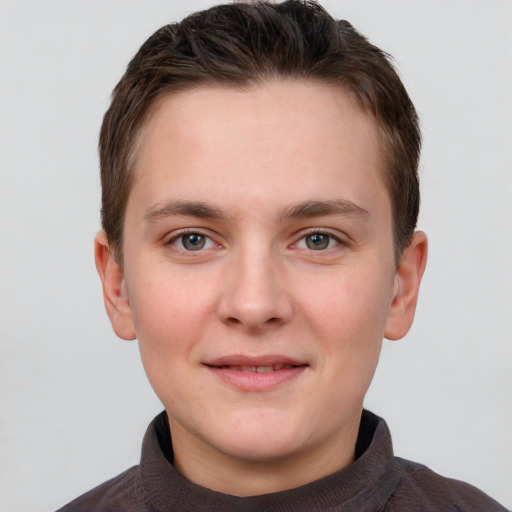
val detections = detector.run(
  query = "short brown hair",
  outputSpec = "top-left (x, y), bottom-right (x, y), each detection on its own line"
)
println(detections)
top-left (99, 0), bottom-right (421, 262)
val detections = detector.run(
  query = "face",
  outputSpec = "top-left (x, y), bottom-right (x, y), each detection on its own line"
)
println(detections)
top-left (96, 79), bottom-right (427, 492)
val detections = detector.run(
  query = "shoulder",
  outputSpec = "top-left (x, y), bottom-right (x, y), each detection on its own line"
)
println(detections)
top-left (386, 458), bottom-right (508, 512)
top-left (56, 466), bottom-right (149, 512)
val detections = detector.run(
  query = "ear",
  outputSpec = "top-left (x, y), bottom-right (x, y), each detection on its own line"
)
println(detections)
top-left (384, 231), bottom-right (428, 341)
top-left (94, 232), bottom-right (136, 340)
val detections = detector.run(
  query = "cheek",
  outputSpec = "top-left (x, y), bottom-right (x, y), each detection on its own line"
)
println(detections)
top-left (301, 265), bottom-right (393, 359)
top-left (127, 268), bottom-right (215, 362)
top-left (128, 271), bottom-right (214, 410)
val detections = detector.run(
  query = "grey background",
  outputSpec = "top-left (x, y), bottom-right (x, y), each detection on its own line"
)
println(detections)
top-left (1, 1), bottom-right (511, 510)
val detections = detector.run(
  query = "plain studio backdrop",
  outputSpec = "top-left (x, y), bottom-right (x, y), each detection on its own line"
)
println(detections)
top-left (1, 1), bottom-right (511, 510)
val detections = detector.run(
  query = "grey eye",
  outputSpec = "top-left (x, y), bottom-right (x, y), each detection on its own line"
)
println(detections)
top-left (168, 231), bottom-right (216, 252)
top-left (305, 233), bottom-right (330, 250)
top-left (182, 233), bottom-right (206, 250)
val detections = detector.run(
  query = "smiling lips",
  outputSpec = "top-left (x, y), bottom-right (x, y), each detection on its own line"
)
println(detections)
top-left (216, 363), bottom-right (296, 373)
top-left (204, 356), bottom-right (308, 391)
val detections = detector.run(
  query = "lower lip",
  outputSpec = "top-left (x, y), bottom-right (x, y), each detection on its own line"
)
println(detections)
top-left (205, 366), bottom-right (307, 391)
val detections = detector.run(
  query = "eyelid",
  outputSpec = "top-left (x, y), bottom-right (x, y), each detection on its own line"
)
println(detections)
top-left (292, 228), bottom-right (348, 250)
top-left (165, 228), bottom-right (220, 251)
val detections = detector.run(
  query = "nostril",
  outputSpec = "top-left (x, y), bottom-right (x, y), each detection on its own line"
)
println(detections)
top-left (216, 284), bottom-right (294, 331)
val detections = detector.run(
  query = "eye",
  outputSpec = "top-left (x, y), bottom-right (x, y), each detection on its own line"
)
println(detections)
top-left (296, 232), bottom-right (340, 251)
top-left (169, 232), bottom-right (216, 251)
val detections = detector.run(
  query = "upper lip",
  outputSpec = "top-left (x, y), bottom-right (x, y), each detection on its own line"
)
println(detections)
top-left (204, 354), bottom-right (307, 367)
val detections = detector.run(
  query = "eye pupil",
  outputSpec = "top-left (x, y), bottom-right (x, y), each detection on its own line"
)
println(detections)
top-left (306, 233), bottom-right (329, 250)
top-left (183, 233), bottom-right (206, 250)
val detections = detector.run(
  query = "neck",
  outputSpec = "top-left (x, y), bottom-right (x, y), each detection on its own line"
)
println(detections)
top-left (168, 417), bottom-right (360, 496)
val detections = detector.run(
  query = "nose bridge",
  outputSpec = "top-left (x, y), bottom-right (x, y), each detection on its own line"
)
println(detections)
top-left (217, 238), bottom-right (292, 331)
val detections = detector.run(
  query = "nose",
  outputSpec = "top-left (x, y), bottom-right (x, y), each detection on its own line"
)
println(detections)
top-left (216, 245), bottom-right (294, 333)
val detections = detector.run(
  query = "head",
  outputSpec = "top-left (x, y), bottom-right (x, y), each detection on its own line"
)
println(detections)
top-left (95, 0), bottom-right (427, 495)
top-left (99, 0), bottom-right (421, 265)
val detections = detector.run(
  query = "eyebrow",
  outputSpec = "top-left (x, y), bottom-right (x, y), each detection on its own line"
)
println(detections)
top-left (279, 199), bottom-right (370, 220)
top-left (143, 198), bottom-right (369, 223)
top-left (144, 200), bottom-right (225, 222)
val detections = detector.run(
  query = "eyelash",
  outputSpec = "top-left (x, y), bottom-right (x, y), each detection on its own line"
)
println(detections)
top-left (165, 228), bottom-right (346, 253)
top-left (165, 230), bottom-right (218, 252)
top-left (294, 229), bottom-right (346, 251)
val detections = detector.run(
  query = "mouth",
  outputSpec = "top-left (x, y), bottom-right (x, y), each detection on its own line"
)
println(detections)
top-left (203, 356), bottom-right (308, 391)
top-left (207, 363), bottom-right (298, 373)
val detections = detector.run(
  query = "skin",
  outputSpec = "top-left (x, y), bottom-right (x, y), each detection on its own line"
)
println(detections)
top-left (95, 80), bottom-right (427, 496)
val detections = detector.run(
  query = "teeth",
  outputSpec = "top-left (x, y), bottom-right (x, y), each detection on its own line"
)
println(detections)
top-left (223, 364), bottom-right (295, 373)
top-left (256, 365), bottom-right (274, 373)
top-left (273, 364), bottom-right (293, 370)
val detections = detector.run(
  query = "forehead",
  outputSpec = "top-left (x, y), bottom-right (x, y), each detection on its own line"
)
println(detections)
top-left (131, 79), bottom-right (388, 218)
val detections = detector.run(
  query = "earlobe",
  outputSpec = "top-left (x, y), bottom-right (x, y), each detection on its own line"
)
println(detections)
top-left (94, 232), bottom-right (136, 340)
top-left (384, 231), bottom-right (428, 341)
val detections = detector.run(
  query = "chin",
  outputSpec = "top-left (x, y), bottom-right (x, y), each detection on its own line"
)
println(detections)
top-left (212, 413), bottom-right (309, 462)
top-left (220, 435), bottom-right (302, 463)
